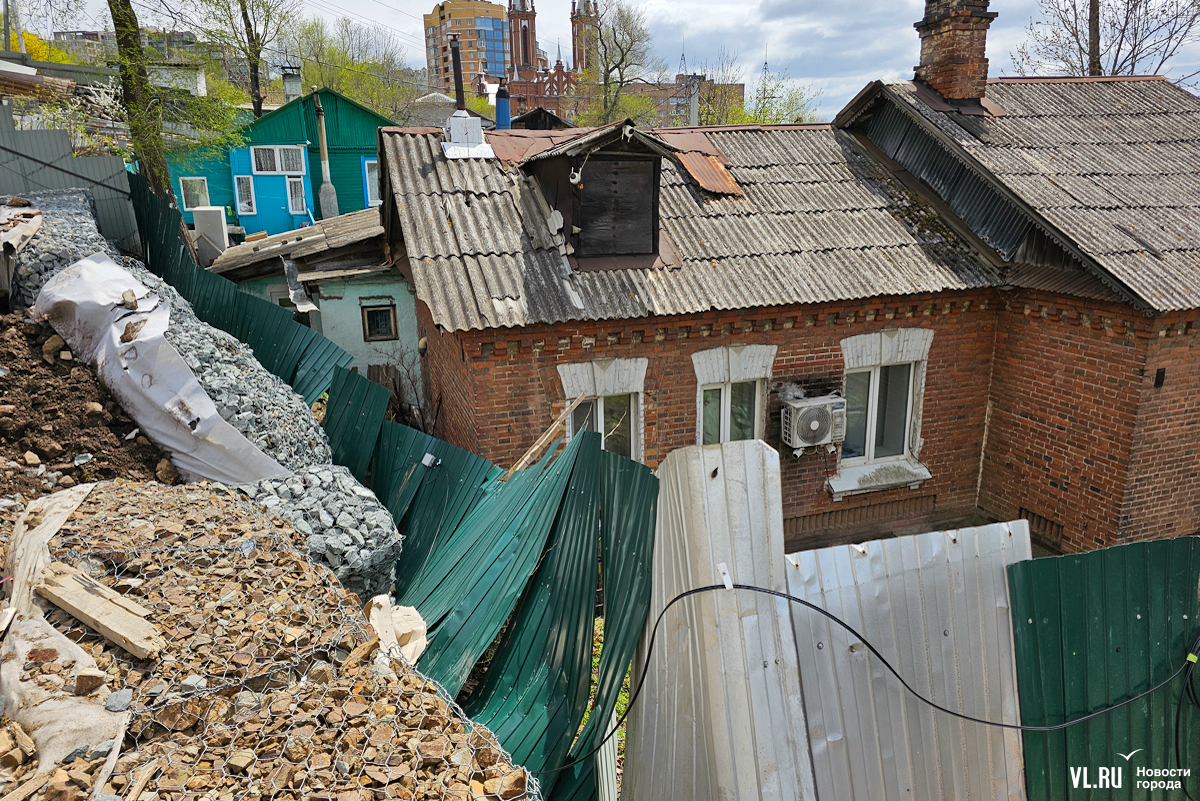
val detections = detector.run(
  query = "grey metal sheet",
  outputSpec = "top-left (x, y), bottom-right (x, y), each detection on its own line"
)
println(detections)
top-left (623, 441), bottom-right (816, 801)
top-left (786, 521), bottom-right (1032, 801)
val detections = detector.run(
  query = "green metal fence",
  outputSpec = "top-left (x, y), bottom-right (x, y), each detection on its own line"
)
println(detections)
top-left (127, 173), bottom-right (353, 403)
top-left (324, 366), bottom-right (390, 481)
top-left (1009, 537), bottom-right (1200, 800)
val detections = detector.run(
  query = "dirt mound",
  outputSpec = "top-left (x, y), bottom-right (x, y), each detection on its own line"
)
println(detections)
top-left (0, 313), bottom-right (168, 500)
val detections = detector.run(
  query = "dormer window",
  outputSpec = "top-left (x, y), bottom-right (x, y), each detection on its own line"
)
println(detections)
top-left (577, 155), bottom-right (660, 256)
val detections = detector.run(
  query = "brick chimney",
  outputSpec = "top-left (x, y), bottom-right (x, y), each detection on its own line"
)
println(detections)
top-left (914, 0), bottom-right (998, 101)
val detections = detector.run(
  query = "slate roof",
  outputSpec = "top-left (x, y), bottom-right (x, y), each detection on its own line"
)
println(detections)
top-left (378, 124), bottom-right (996, 332)
top-left (884, 77), bottom-right (1200, 312)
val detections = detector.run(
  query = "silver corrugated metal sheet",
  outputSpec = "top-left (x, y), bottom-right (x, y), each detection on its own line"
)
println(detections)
top-left (624, 441), bottom-right (816, 801)
top-left (380, 123), bottom-right (996, 331)
top-left (882, 78), bottom-right (1200, 312)
top-left (786, 521), bottom-right (1032, 801)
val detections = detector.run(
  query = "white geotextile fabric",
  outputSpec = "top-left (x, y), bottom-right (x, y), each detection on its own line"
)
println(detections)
top-left (31, 254), bottom-right (288, 485)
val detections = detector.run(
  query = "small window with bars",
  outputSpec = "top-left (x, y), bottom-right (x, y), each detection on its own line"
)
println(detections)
top-left (362, 304), bottom-right (398, 341)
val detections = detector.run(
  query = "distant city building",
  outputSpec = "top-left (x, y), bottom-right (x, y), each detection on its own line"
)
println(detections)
top-left (423, 0), bottom-right (510, 94)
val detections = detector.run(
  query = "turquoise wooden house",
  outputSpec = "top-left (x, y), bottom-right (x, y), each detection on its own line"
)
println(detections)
top-left (167, 88), bottom-right (398, 236)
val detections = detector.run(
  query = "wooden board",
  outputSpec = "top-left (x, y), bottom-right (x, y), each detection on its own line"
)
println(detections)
top-left (36, 563), bottom-right (165, 660)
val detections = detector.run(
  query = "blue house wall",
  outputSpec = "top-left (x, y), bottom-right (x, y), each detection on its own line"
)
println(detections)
top-left (228, 146), bottom-right (315, 234)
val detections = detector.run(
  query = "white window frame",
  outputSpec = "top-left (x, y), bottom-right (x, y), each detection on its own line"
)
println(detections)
top-left (840, 364), bottom-right (915, 466)
top-left (558, 358), bottom-right (647, 463)
top-left (699, 379), bottom-right (765, 444)
top-left (829, 329), bottom-right (934, 500)
top-left (567, 394), bottom-right (640, 460)
top-left (287, 177), bottom-right (307, 214)
top-left (179, 177), bottom-right (209, 210)
top-left (691, 345), bottom-right (777, 446)
top-left (234, 175), bottom-right (256, 215)
top-left (251, 145), bottom-right (306, 175)
top-left (363, 158), bottom-right (381, 207)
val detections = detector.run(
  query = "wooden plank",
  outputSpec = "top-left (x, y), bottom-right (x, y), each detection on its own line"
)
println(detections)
top-left (36, 564), bottom-right (165, 660)
top-left (121, 758), bottom-right (161, 801)
top-left (0, 773), bottom-right (51, 801)
top-left (89, 711), bottom-right (130, 801)
top-left (500, 394), bottom-right (586, 481)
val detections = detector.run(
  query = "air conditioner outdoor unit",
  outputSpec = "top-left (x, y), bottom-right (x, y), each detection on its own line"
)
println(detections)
top-left (781, 395), bottom-right (846, 448)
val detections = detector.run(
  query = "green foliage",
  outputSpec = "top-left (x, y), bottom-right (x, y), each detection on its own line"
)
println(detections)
top-left (579, 617), bottom-right (632, 761)
top-left (465, 94), bottom-right (493, 120)
top-left (164, 74), bottom-right (248, 166)
top-left (283, 16), bottom-right (420, 122)
top-left (746, 66), bottom-right (822, 123)
top-left (571, 0), bottom-right (666, 125)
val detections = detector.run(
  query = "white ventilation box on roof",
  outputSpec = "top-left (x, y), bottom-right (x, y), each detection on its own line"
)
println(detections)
top-left (781, 394), bottom-right (846, 448)
top-left (442, 110), bottom-right (495, 160)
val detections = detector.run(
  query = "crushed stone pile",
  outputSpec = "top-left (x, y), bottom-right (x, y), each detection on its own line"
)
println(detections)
top-left (7, 190), bottom-right (119, 309)
top-left (0, 312), bottom-right (170, 502)
top-left (247, 466), bottom-right (404, 601)
top-left (0, 481), bottom-right (532, 801)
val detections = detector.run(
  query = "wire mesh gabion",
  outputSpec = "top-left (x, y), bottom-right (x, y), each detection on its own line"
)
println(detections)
top-left (5, 479), bottom-right (536, 801)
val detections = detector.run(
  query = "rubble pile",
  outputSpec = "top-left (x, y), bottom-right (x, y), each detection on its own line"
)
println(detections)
top-left (247, 466), bottom-right (404, 600)
top-left (0, 481), bottom-right (532, 801)
top-left (0, 313), bottom-right (169, 501)
top-left (119, 256), bottom-right (333, 473)
top-left (7, 191), bottom-right (118, 308)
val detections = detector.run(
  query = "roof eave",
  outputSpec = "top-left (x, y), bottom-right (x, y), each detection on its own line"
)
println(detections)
top-left (841, 83), bottom-right (1159, 315)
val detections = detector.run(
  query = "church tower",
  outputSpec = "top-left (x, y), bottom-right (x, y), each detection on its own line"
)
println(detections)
top-left (508, 0), bottom-right (538, 80)
top-left (570, 0), bottom-right (598, 72)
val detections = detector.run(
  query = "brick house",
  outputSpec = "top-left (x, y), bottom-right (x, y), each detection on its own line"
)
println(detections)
top-left (377, 0), bottom-right (1200, 553)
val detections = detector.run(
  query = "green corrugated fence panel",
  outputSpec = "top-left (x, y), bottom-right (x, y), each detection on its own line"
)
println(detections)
top-left (466, 433), bottom-right (602, 771)
top-left (371, 422), bottom-right (435, 524)
top-left (392, 433), bottom-right (500, 599)
top-left (396, 437), bottom-right (582, 697)
top-left (323, 366), bottom-right (389, 481)
top-left (293, 337), bottom-right (355, 404)
top-left (547, 450), bottom-right (658, 800)
top-left (1009, 537), bottom-right (1200, 801)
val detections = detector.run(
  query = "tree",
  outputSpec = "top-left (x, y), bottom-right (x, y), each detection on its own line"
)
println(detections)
top-left (1013, 0), bottom-right (1200, 80)
top-left (680, 49), bottom-right (822, 125)
top-left (106, 0), bottom-right (174, 201)
top-left (282, 16), bottom-right (420, 121)
top-left (169, 0), bottom-right (298, 117)
top-left (573, 0), bottom-right (665, 125)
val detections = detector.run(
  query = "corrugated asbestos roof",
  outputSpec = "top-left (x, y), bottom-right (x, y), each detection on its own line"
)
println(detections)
top-left (380, 124), bottom-right (996, 332)
top-left (885, 78), bottom-right (1200, 312)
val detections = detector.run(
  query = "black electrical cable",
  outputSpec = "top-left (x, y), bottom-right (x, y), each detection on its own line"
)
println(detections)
top-left (531, 583), bottom-right (1199, 777)
top-left (1173, 634), bottom-right (1200, 800)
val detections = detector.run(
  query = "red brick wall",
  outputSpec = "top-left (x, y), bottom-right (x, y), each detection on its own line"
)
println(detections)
top-left (1120, 312), bottom-right (1200, 541)
top-left (976, 291), bottom-right (1148, 552)
top-left (421, 291), bottom-right (997, 551)
top-left (417, 302), bottom-right (480, 455)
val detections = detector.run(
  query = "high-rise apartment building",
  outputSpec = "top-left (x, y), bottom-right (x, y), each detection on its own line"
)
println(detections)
top-left (423, 0), bottom-right (510, 93)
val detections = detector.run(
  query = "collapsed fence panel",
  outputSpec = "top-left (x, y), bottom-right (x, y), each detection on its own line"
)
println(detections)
top-left (1010, 536), bottom-right (1200, 801)
top-left (324, 366), bottom-right (390, 481)
top-left (787, 521), bottom-right (1030, 801)
top-left (546, 449), bottom-right (659, 801)
top-left (624, 441), bottom-right (816, 801)
top-left (397, 437), bottom-right (584, 696)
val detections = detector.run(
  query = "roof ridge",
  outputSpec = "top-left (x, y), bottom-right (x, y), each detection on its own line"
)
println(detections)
top-left (989, 75), bottom-right (1166, 84)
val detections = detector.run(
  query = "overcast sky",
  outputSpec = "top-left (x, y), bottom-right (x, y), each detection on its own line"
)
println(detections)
top-left (76, 0), bottom-right (1200, 118)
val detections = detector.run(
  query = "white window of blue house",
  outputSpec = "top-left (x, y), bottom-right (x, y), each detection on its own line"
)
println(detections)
top-left (252, 145), bottom-right (305, 175)
top-left (234, 175), bottom-right (256, 215)
top-left (179, 177), bottom-right (209, 210)
top-left (287, 177), bottom-right (307, 214)
top-left (363, 159), bottom-right (381, 207)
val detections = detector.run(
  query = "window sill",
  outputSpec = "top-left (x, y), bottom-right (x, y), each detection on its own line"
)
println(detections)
top-left (826, 459), bottom-right (931, 501)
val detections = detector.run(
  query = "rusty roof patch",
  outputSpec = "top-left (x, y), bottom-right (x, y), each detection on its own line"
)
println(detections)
top-left (677, 152), bottom-right (744, 196)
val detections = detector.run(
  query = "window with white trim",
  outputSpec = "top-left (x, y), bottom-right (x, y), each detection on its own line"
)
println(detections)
top-left (700, 380), bottom-right (761, 445)
top-left (691, 345), bottom-right (776, 445)
top-left (364, 159), bottom-right (381, 207)
top-left (287, 177), bottom-right (307, 214)
top-left (829, 329), bottom-right (934, 500)
top-left (842, 364), bottom-right (913, 462)
top-left (179, 177), bottom-right (209, 210)
top-left (234, 175), bottom-right (256, 215)
top-left (558, 358), bottom-right (647, 462)
top-left (252, 145), bottom-right (305, 175)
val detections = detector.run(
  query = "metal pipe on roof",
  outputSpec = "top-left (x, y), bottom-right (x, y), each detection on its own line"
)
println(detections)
top-left (311, 86), bottom-right (339, 218)
top-left (450, 35), bottom-right (465, 111)
top-left (495, 78), bottom-right (511, 130)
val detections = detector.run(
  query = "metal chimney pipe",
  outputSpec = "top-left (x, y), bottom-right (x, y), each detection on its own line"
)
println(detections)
top-left (688, 74), bottom-right (700, 127)
top-left (311, 86), bottom-right (339, 218)
top-left (495, 78), bottom-right (511, 129)
top-left (450, 35), bottom-right (466, 111)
